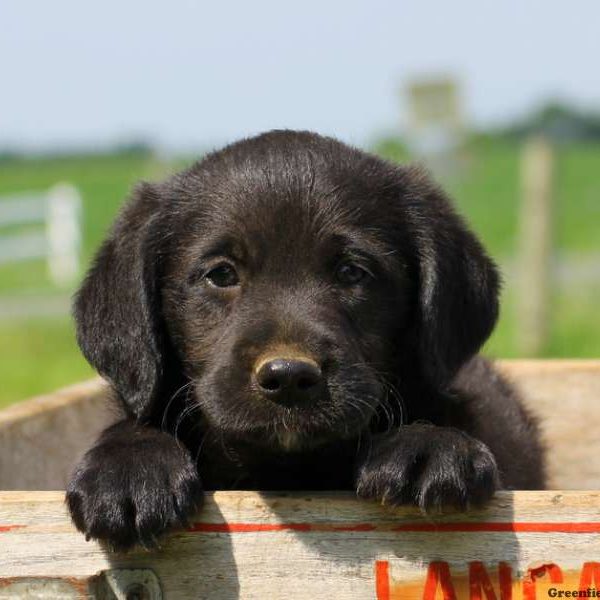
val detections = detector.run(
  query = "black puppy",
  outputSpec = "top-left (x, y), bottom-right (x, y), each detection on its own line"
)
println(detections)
top-left (67, 130), bottom-right (545, 550)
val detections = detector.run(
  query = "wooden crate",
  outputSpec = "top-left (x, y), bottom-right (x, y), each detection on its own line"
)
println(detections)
top-left (0, 360), bottom-right (599, 599)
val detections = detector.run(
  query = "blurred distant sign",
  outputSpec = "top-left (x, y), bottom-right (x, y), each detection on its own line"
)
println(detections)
top-left (0, 184), bottom-right (81, 287)
top-left (405, 77), bottom-right (463, 159)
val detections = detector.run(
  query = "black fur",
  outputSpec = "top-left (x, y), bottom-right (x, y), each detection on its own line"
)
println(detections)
top-left (66, 130), bottom-right (545, 550)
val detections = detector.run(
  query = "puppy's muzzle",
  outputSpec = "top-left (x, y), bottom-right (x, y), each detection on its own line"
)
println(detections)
top-left (254, 354), bottom-right (323, 405)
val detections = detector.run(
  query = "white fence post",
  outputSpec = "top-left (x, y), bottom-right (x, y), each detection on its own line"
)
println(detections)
top-left (46, 184), bottom-right (82, 287)
top-left (0, 183), bottom-right (82, 288)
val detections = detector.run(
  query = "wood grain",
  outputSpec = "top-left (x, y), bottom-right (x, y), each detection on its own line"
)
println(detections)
top-left (1, 491), bottom-right (600, 599)
top-left (0, 378), bottom-right (117, 490)
top-left (497, 360), bottom-right (600, 488)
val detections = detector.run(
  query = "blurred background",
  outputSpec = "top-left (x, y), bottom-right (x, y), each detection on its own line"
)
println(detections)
top-left (1, 0), bottom-right (598, 407)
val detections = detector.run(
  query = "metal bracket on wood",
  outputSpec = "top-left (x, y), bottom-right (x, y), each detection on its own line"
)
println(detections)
top-left (91, 569), bottom-right (163, 600)
top-left (0, 569), bottom-right (162, 600)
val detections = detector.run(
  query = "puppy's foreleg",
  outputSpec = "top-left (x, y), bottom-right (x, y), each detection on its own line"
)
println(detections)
top-left (66, 420), bottom-right (203, 550)
top-left (355, 423), bottom-right (500, 511)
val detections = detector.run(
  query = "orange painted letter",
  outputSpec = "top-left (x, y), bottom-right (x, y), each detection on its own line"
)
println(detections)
top-left (579, 562), bottom-right (600, 593)
top-left (375, 560), bottom-right (390, 600)
top-left (523, 564), bottom-right (563, 600)
top-left (423, 562), bottom-right (458, 600)
top-left (469, 562), bottom-right (513, 600)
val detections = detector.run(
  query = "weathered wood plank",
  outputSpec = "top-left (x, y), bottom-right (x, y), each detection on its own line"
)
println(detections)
top-left (497, 360), bottom-right (600, 488)
top-left (1, 491), bottom-right (600, 599)
top-left (0, 379), bottom-right (116, 490)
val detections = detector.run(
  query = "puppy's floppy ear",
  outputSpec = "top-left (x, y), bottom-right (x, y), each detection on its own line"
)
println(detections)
top-left (74, 183), bottom-right (167, 419)
top-left (402, 167), bottom-right (500, 389)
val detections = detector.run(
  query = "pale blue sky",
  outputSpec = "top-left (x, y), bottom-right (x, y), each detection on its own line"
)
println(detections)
top-left (2, 0), bottom-right (599, 152)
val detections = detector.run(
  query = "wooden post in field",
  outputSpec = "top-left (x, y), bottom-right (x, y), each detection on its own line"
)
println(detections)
top-left (405, 76), bottom-right (463, 176)
top-left (517, 136), bottom-right (554, 356)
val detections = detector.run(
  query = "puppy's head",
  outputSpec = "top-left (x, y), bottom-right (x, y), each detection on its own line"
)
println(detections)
top-left (75, 130), bottom-right (499, 449)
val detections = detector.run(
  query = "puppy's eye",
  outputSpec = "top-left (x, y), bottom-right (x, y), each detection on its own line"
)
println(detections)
top-left (335, 262), bottom-right (368, 285)
top-left (205, 263), bottom-right (240, 288)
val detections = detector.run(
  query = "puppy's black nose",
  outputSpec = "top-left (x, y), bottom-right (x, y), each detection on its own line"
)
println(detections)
top-left (255, 358), bottom-right (322, 400)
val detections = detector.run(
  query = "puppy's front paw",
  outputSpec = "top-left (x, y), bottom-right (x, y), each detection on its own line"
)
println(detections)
top-left (356, 424), bottom-right (500, 511)
top-left (66, 423), bottom-right (203, 551)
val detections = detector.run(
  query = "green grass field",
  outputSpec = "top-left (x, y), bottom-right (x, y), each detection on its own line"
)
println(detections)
top-left (0, 140), bottom-right (598, 407)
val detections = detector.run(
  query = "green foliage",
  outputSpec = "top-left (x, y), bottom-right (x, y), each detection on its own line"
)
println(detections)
top-left (370, 136), bottom-right (410, 163)
top-left (0, 318), bottom-right (93, 409)
top-left (496, 101), bottom-right (600, 143)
